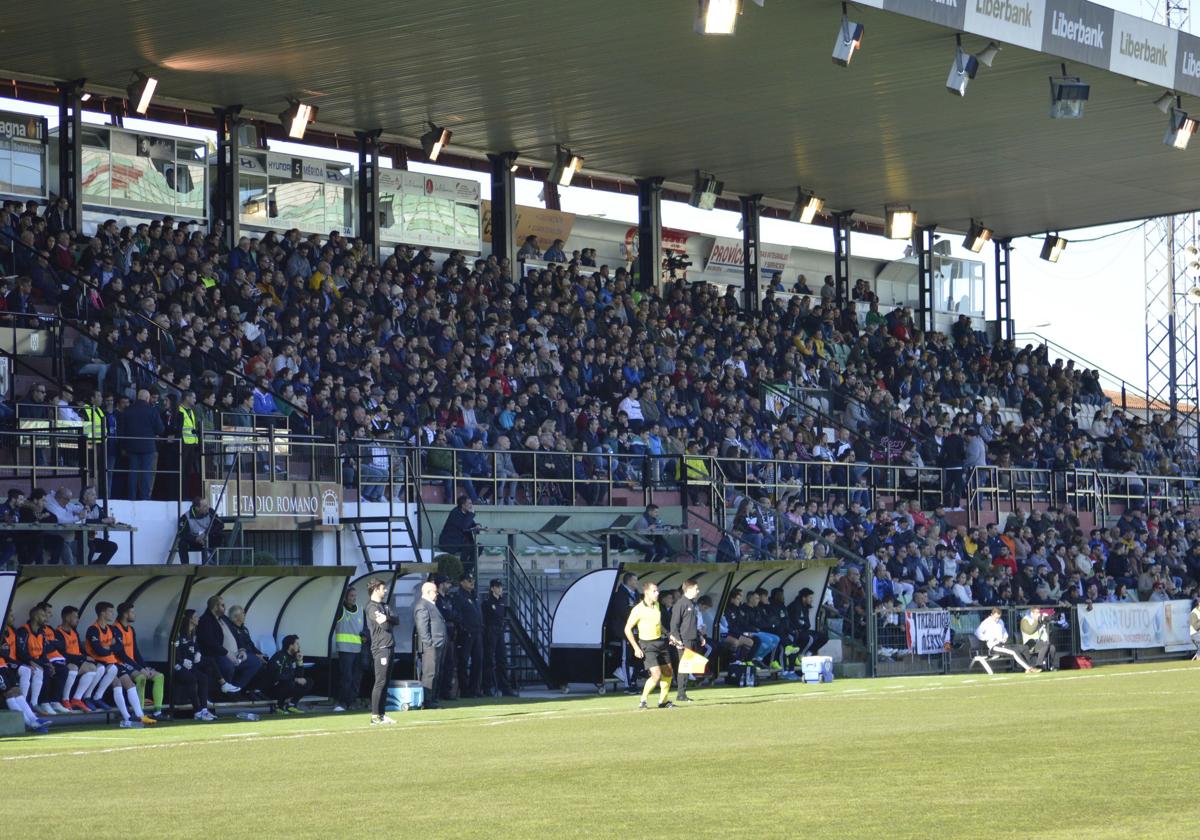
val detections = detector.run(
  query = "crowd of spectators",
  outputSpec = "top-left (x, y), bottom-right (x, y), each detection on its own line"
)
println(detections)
top-left (2, 197), bottom-right (1191, 511)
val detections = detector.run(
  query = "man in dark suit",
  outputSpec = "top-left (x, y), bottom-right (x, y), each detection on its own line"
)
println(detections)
top-left (118, 389), bottom-right (164, 501)
top-left (437, 496), bottom-right (479, 575)
top-left (607, 571), bottom-right (640, 691)
top-left (669, 579), bottom-right (703, 702)
top-left (413, 580), bottom-right (447, 710)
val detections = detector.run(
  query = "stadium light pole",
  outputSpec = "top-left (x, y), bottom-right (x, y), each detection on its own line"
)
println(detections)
top-left (356, 129), bottom-right (383, 265)
top-left (55, 80), bottom-right (84, 234)
top-left (488, 151), bottom-right (520, 265)
top-left (741, 194), bottom-right (762, 313)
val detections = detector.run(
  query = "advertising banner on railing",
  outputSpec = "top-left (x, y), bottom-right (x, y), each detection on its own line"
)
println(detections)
top-left (905, 609), bottom-right (952, 655)
top-left (207, 480), bottom-right (341, 530)
top-left (1077, 600), bottom-right (1194, 651)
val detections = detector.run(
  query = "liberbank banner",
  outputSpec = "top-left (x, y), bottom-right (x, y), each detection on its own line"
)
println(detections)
top-left (863, 0), bottom-right (1195, 101)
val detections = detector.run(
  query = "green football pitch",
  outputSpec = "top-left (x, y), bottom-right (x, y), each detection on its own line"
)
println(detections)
top-left (5, 662), bottom-right (1198, 839)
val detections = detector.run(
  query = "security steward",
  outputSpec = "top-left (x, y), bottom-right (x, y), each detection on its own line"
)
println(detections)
top-left (364, 578), bottom-right (399, 726)
top-left (413, 580), bottom-right (447, 710)
top-left (481, 579), bottom-right (517, 697)
top-left (82, 391), bottom-right (107, 493)
top-left (172, 390), bottom-right (201, 499)
top-left (451, 573), bottom-right (483, 698)
top-left (668, 579), bottom-right (704, 703)
top-left (332, 586), bottom-right (367, 712)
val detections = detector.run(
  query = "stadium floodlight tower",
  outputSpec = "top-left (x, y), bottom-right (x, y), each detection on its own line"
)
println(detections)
top-left (1144, 0), bottom-right (1200, 448)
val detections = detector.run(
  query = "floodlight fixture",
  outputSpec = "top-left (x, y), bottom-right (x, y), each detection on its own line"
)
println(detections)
top-left (790, 188), bottom-right (824, 224)
top-left (421, 122), bottom-right (452, 161)
top-left (689, 170), bottom-right (724, 210)
top-left (1049, 67), bottom-right (1090, 119)
top-left (947, 35), bottom-right (979, 97)
top-left (963, 219), bottom-right (992, 253)
top-left (548, 145), bottom-right (584, 186)
top-left (697, 0), bottom-right (741, 35)
top-left (1165, 105), bottom-right (1197, 150)
top-left (127, 72), bottom-right (157, 115)
top-left (885, 205), bottom-right (916, 240)
top-left (279, 99), bottom-right (318, 140)
top-left (832, 4), bottom-right (864, 67)
top-left (1040, 234), bottom-right (1067, 263)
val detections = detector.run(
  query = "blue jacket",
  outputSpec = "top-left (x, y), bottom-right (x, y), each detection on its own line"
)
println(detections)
top-left (118, 401), bottom-right (164, 453)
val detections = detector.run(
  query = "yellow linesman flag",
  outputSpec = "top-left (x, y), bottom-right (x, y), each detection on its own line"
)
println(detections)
top-left (678, 648), bottom-right (709, 675)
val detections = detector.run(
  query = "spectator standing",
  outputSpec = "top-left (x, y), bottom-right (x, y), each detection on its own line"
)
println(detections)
top-left (119, 389), bottom-right (164, 501)
top-left (437, 495), bottom-right (479, 574)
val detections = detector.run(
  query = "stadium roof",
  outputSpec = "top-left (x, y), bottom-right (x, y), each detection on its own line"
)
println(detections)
top-left (3, 1), bottom-right (1199, 238)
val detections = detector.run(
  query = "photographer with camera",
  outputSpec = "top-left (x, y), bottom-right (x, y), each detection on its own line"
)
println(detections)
top-left (1019, 607), bottom-right (1059, 671)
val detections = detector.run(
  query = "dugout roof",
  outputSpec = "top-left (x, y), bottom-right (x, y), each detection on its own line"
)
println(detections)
top-left (3, 0), bottom-right (1198, 237)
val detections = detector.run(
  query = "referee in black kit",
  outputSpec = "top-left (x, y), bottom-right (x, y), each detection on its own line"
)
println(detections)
top-left (365, 578), bottom-right (399, 726)
top-left (669, 579), bottom-right (703, 703)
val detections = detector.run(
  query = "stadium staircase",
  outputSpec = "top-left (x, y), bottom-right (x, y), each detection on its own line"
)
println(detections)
top-left (475, 546), bottom-right (558, 688)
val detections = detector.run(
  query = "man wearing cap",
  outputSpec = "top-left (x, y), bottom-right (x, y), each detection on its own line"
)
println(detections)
top-left (451, 573), bottom-right (483, 698)
top-left (413, 581), bottom-right (446, 710)
top-left (481, 579), bottom-right (517, 697)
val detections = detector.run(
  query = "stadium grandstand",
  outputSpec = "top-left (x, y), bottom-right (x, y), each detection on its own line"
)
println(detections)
top-left (0, 2), bottom-right (1199, 836)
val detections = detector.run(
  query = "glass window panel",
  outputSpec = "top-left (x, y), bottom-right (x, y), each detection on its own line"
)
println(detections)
top-left (81, 148), bottom-right (110, 201)
top-left (239, 173), bottom-right (268, 222)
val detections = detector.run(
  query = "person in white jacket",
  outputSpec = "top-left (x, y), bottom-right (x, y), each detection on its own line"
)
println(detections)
top-left (974, 608), bottom-right (1040, 673)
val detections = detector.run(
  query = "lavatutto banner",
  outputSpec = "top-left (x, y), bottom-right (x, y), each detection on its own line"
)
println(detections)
top-left (1076, 600), bottom-right (1194, 652)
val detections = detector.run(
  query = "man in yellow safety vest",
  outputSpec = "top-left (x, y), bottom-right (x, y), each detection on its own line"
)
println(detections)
top-left (332, 587), bottom-right (367, 712)
top-left (173, 391), bottom-right (200, 498)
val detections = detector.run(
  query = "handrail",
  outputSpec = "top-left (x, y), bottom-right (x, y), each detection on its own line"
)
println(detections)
top-left (1013, 330), bottom-right (1145, 411)
top-left (0, 225), bottom-right (312, 419)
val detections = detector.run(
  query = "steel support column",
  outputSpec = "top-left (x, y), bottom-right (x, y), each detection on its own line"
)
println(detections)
top-left (741, 193), bottom-right (762, 313)
top-left (636, 176), bottom-right (664, 292)
top-left (56, 81), bottom-right (83, 233)
top-left (356, 129), bottom-right (382, 265)
top-left (993, 238), bottom-right (1013, 341)
top-left (832, 211), bottom-right (853, 304)
top-left (488, 152), bottom-right (518, 264)
top-left (212, 106), bottom-right (242, 251)
top-left (916, 226), bottom-right (937, 334)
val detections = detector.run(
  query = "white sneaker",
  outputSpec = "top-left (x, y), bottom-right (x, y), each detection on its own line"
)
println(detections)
top-left (193, 710), bottom-right (208, 720)
top-left (50, 702), bottom-right (72, 714)
top-left (220, 683), bottom-right (241, 694)
top-left (119, 719), bottom-right (143, 728)
top-left (38, 703), bottom-right (57, 715)
top-left (378, 715), bottom-right (397, 725)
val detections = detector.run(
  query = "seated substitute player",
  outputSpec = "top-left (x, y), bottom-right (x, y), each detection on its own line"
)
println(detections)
top-left (15, 603), bottom-right (63, 715)
top-left (86, 601), bottom-right (156, 727)
top-left (55, 605), bottom-right (103, 712)
top-left (623, 581), bottom-right (674, 710)
top-left (33, 602), bottom-right (76, 714)
top-left (0, 612), bottom-right (51, 733)
top-left (114, 601), bottom-right (165, 717)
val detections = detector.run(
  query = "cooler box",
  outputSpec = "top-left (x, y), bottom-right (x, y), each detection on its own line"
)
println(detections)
top-left (385, 680), bottom-right (424, 711)
top-left (800, 656), bottom-right (834, 684)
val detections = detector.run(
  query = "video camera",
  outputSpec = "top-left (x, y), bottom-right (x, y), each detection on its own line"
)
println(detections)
top-left (662, 250), bottom-right (692, 278)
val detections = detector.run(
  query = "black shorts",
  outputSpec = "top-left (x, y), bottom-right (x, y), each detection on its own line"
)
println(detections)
top-left (116, 663), bottom-right (137, 679)
top-left (0, 665), bottom-right (16, 692)
top-left (641, 639), bottom-right (671, 668)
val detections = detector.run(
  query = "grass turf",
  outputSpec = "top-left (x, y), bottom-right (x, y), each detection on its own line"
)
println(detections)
top-left (5, 661), bottom-right (1199, 839)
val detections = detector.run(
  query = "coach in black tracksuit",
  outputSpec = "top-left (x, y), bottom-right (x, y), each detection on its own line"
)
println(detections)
top-left (669, 579), bottom-right (703, 702)
top-left (365, 578), bottom-right (399, 722)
